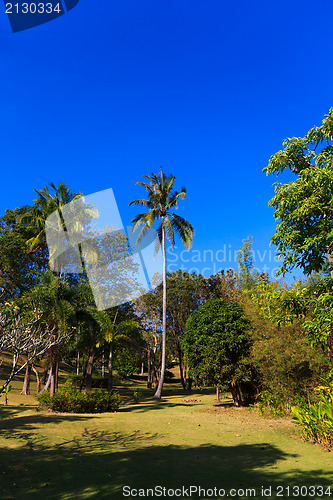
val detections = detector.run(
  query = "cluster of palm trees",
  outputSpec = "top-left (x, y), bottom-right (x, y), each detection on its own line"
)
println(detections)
top-left (13, 168), bottom-right (194, 400)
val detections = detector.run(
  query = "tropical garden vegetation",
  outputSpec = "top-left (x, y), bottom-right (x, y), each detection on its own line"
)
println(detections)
top-left (2, 110), bottom-right (333, 461)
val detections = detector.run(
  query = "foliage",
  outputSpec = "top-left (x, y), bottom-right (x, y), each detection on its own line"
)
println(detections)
top-left (264, 108), bottom-right (333, 276)
top-left (0, 384), bottom-right (12, 406)
top-left (292, 379), bottom-right (333, 449)
top-left (237, 236), bottom-right (256, 291)
top-left (0, 208), bottom-right (46, 300)
top-left (133, 390), bottom-right (143, 403)
top-left (37, 386), bottom-right (121, 413)
top-left (164, 369), bottom-right (175, 382)
top-left (258, 391), bottom-right (287, 417)
top-left (182, 298), bottom-right (253, 406)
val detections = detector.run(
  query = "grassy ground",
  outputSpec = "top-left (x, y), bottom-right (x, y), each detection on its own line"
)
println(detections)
top-left (0, 366), bottom-right (332, 499)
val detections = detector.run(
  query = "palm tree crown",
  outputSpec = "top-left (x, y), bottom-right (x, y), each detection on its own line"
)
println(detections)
top-left (129, 170), bottom-right (194, 250)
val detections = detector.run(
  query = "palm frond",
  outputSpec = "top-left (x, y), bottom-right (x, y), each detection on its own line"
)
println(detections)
top-left (170, 213), bottom-right (194, 250)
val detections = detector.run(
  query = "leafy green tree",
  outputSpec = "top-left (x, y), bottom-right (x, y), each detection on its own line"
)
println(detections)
top-left (264, 108), bottom-right (333, 277)
top-left (264, 110), bottom-right (333, 366)
top-left (200, 269), bottom-right (241, 304)
top-left (0, 208), bottom-right (47, 300)
top-left (182, 298), bottom-right (252, 406)
top-left (236, 236), bottom-right (257, 291)
top-left (22, 271), bottom-right (76, 395)
top-left (130, 168), bottom-right (194, 400)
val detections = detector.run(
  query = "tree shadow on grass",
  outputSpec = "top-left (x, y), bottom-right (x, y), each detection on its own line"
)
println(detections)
top-left (119, 401), bottom-right (200, 413)
top-left (0, 411), bottom-right (93, 439)
top-left (0, 427), bottom-right (331, 500)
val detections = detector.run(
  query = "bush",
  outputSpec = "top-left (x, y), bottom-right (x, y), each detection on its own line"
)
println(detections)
top-left (66, 374), bottom-right (109, 389)
top-left (258, 390), bottom-right (286, 417)
top-left (164, 369), bottom-right (175, 382)
top-left (38, 386), bottom-right (121, 413)
top-left (252, 321), bottom-right (330, 406)
top-left (292, 381), bottom-right (333, 449)
top-left (133, 390), bottom-right (143, 403)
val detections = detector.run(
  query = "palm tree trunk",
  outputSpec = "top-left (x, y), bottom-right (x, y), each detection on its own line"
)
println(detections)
top-left (154, 223), bottom-right (166, 400)
top-left (147, 347), bottom-right (152, 389)
top-left (107, 341), bottom-right (113, 392)
top-left (86, 324), bottom-right (95, 394)
top-left (177, 343), bottom-right (186, 391)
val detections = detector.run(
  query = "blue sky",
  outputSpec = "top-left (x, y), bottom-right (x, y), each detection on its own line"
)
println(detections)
top-left (0, 0), bottom-right (333, 281)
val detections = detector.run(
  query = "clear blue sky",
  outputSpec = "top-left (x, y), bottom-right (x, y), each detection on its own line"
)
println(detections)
top-left (0, 0), bottom-right (332, 281)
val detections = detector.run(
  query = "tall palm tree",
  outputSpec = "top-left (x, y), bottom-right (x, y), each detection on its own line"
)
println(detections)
top-left (129, 167), bottom-right (194, 399)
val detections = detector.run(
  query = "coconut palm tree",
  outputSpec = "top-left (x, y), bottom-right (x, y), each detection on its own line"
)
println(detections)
top-left (88, 307), bottom-right (140, 391)
top-left (19, 183), bottom-right (81, 256)
top-left (19, 182), bottom-right (98, 273)
top-left (129, 168), bottom-right (194, 399)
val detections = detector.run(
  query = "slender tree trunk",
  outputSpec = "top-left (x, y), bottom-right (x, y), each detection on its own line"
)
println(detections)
top-left (50, 362), bottom-right (56, 397)
top-left (216, 386), bottom-right (220, 403)
top-left (102, 346), bottom-right (105, 378)
top-left (54, 360), bottom-right (59, 390)
top-left (86, 324), bottom-right (95, 393)
top-left (41, 367), bottom-right (48, 385)
top-left (32, 364), bottom-right (40, 394)
top-left (107, 341), bottom-right (113, 392)
top-left (40, 367), bottom-right (52, 394)
top-left (21, 364), bottom-right (32, 395)
top-left (76, 351), bottom-right (80, 376)
top-left (154, 223), bottom-right (167, 400)
top-left (147, 347), bottom-right (152, 389)
top-left (177, 343), bottom-right (186, 390)
top-left (80, 363), bottom-right (87, 390)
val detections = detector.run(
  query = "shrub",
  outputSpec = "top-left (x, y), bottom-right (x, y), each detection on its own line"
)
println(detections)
top-left (164, 369), bottom-right (175, 382)
top-left (38, 386), bottom-right (121, 413)
top-left (292, 380), bottom-right (333, 449)
top-left (133, 390), bottom-right (143, 403)
top-left (258, 390), bottom-right (286, 417)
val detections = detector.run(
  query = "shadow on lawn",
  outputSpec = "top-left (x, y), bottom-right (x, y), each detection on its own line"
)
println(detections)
top-left (0, 410), bottom-right (93, 440)
top-left (0, 426), bottom-right (331, 500)
top-left (118, 401), bottom-right (200, 412)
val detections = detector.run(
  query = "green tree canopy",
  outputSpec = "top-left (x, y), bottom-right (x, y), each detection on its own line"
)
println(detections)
top-left (264, 108), bottom-right (333, 276)
top-left (182, 298), bottom-right (252, 406)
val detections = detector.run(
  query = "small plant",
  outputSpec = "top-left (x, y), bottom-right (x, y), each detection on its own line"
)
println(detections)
top-left (38, 387), bottom-right (121, 413)
top-left (291, 381), bottom-right (333, 449)
top-left (0, 384), bottom-right (12, 406)
top-left (133, 390), bottom-right (143, 403)
top-left (258, 390), bottom-right (286, 417)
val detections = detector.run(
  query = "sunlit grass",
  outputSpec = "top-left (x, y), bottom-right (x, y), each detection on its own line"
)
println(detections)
top-left (0, 362), bottom-right (332, 499)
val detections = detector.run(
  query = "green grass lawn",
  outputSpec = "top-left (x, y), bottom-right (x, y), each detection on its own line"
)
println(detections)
top-left (0, 368), bottom-right (332, 499)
